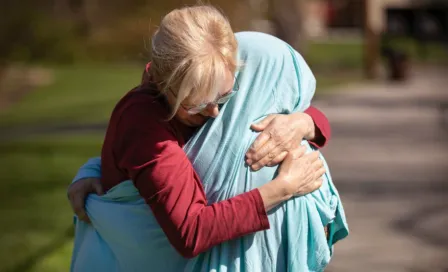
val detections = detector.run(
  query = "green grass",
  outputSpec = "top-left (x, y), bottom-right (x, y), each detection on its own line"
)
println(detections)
top-left (307, 40), bottom-right (364, 72)
top-left (0, 63), bottom-right (360, 272)
top-left (0, 56), bottom-right (365, 272)
top-left (315, 72), bottom-right (362, 93)
top-left (0, 61), bottom-right (360, 128)
top-left (0, 38), bottom-right (444, 272)
top-left (28, 240), bottom-right (74, 272)
top-left (1, 40), bottom-right (446, 128)
top-left (306, 38), bottom-right (448, 73)
top-left (0, 64), bottom-right (142, 127)
top-left (0, 134), bottom-right (103, 272)
top-left (385, 38), bottom-right (448, 64)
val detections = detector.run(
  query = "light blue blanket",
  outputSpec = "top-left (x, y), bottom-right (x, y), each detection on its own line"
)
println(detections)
top-left (70, 32), bottom-right (348, 272)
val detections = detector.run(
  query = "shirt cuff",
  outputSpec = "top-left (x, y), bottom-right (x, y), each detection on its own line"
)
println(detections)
top-left (250, 189), bottom-right (271, 230)
top-left (304, 106), bottom-right (330, 148)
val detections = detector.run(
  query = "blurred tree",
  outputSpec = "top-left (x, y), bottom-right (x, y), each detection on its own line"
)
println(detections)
top-left (0, 0), bottom-right (252, 63)
top-left (269, 0), bottom-right (308, 54)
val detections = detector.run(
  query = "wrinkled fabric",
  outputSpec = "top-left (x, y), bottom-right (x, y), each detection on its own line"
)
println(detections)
top-left (70, 32), bottom-right (348, 272)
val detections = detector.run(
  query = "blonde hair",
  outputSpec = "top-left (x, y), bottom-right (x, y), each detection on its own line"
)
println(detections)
top-left (150, 5), bottom-right (238, 118)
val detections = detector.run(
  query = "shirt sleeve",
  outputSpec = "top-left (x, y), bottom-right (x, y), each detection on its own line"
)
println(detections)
top-left (115, 103), bottom-right (270, 258)
top-left (304, 106), bottom-right (331, 148)
top-left (72, 157), bottom-right (102, 184)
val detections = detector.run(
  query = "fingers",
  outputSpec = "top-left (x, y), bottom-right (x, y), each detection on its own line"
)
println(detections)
top-left (67, 178), bottom-right (102, 224)
top-left (251, 143), bottom-right (307, 170)
top-left (296, 177), bottom-right (323, 196)
top-left (250, 115), bottom-right (276, 132)
top-left (303, 151), bottom-right (320, 162)
top-left (251, 147), bottom-right (283, 171)
top-left (70, 195), bottom-right (90, 223)
top-left (309, 152), bottom-right (325, 178)
top-left (303, 161), bottom-right (325, 195)
top-left (247, 115), bottom-right (283, 164)
top-left (315, 167), bottom-right (326, 178)
top-left (266, 151), bottom-right (288, 167)
top-left (93, 181), bottom-right (104, 195)
top-left (276, 146), bottom-right (306, 176)
top-left (246, 132), bottom-right (271, 165)
top-left (248, 139), bottom-right (281, 169)
top-left (308, 178), bottom-right (323, 193)
top-left (312, 157), bottom-right (324, 171)
top-left (290, 145), bottom-right (307, 160)
top-left (313, 177), bottom-right (324, 190)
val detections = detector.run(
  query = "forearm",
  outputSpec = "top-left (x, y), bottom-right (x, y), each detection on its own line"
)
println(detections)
top-left (142, 173), bottom-right (298, 258)
top-left (147, 190), bottom-right (271, 258)
top-left (135, 166), bottom-right (271, 258)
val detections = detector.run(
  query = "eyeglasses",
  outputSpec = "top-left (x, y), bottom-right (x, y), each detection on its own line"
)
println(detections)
top-left (180, 77), bottom-right (240, 115)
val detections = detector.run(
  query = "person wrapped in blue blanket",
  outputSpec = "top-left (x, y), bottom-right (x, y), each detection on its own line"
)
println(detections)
top-left (70, 31), bottom-right (348, 272)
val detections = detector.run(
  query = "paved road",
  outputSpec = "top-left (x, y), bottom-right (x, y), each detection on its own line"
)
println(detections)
top-left (320, 68), bottom-right (448, 272)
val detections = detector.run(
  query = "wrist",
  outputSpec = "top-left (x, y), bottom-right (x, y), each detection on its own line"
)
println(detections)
top-left (292, 112), bottom-right (315, 140)
top-left (273, 176), bottom-right (294, 199)
top-left (305, 113), bottom-right (316, 140)
top-left (258, 177), bottom-right (293, 211)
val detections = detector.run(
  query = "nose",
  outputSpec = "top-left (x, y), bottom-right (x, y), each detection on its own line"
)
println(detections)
top-left (201, 104), bottom-right (219, 118)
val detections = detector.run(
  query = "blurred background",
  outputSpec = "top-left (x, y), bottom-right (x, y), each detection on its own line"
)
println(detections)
top-left (0, 0), bottom-right (447, 271)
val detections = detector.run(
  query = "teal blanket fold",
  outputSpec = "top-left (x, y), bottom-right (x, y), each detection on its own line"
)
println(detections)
top-left (70, 32), bottom-right (348, 272)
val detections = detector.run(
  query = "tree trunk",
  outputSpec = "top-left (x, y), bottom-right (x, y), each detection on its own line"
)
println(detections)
top-left (269, 0), bottom-right (308, 54)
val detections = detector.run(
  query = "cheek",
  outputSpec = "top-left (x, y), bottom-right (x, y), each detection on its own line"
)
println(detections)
top-left (191, 114), bottom-right (208, 125)
top-left (179, 112), bottom-right (206, 126)
top-left (192, 114), bottom-right (206, 122)
top-left (175, 109), bottom-right (189, 122)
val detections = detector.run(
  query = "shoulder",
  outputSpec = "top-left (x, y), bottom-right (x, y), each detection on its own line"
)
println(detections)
top-left (113, 85), bottom-right (170, 127)
top-left (105, 84), bottom-right (181, 151)
top-left (112, 87), bottom-right (184, 166)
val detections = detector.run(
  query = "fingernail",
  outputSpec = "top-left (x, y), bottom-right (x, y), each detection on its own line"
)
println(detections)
top-left (251, 165), bottom-right (259, 171)
top-left (246, 159), bottom-right (252, 165)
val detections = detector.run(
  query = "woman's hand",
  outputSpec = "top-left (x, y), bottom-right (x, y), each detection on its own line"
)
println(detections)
top-left (67, 178), bottom-right (104, 223)
top-left (258, 146), bottom-right (325, 211)
top-left (276, 147), bottom-right (325, 197)
top-left (245, 112), bottom-right (315, 171)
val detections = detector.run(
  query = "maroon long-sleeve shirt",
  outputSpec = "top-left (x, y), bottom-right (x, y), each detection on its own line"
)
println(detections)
top-left (100, 80), bottom-right (331, 258)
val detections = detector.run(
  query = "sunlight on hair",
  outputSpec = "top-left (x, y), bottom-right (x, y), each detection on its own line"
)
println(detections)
top-left (150, 5), bottom-right (238, 119)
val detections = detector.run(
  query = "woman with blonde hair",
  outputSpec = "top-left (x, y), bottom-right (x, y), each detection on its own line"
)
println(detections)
top-left (68, 5), bottom-right (347, 272)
